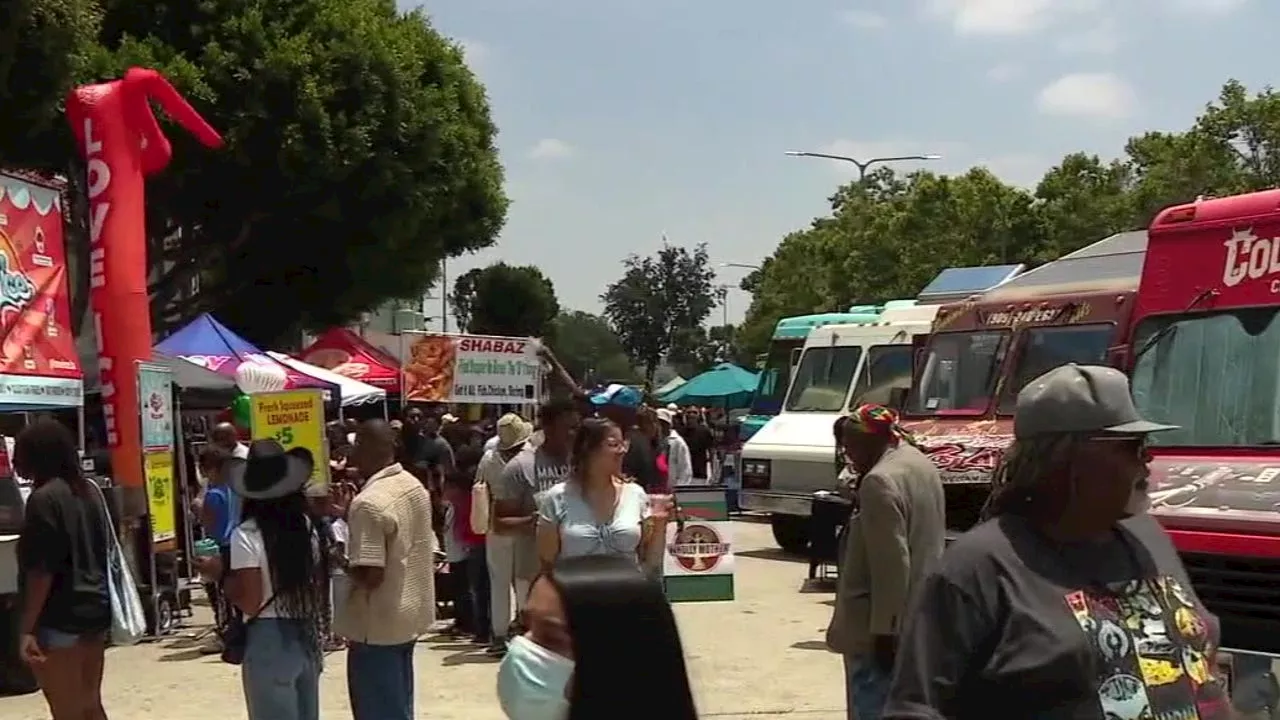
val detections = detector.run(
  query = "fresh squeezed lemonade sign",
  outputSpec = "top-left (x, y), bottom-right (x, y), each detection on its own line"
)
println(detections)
top-left (248, 389), bottom-right (328, 488)
top-left (402, 333), bottom-right (540, 403)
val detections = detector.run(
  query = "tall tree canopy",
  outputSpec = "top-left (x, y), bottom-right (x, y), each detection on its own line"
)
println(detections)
top-left (546, 311), bottom-right (637, 384)
top-left (601, 243), bottom-right (716, 382)
top-left (2, 0), bottom-right (508, 346)
top-left (450, 262), bottom-right (560, 338)
top-left (739, 79), bottom-right (1280, 356)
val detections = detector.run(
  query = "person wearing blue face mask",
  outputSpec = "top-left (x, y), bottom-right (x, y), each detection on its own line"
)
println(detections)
top-left (497, 554), bottom-right (698, 720)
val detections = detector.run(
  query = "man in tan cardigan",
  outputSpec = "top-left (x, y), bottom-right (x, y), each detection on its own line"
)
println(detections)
top-left (826, 404), bottom-right (945, 720)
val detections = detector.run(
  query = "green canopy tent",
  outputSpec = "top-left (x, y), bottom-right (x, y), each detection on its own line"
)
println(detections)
top-left (658, 363), bottom-right (759, 409)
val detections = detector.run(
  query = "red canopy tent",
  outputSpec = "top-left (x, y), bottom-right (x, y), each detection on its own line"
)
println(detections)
top-left (298, 328), bottom-right (401, 392)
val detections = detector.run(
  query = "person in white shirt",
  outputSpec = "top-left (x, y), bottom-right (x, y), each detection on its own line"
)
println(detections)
top-left (657, 409), bottom-right (693, 486)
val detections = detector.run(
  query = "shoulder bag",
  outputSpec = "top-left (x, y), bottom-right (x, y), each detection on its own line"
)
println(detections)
top-left (85, 481), bottom-right (147, 646)
top-left (220, 592), bottom-right (276, 665)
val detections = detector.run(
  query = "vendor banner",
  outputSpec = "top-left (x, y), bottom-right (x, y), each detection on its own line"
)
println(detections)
top-left (137, 362), bottom-right (174, 451)
top-left (401, 332), bottom-right (540, 404)
top-left (0, 173), bottom-right (83, 408)
top-left (248, 389), bottom-right (329, 492)
top-left (144, 450), bottom-right (177, 543)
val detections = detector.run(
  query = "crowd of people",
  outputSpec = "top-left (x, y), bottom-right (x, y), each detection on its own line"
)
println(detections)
top-left (14, 363), bottom-right (1254, 720)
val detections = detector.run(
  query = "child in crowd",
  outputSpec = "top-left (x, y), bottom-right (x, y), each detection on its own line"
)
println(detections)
top-left (441, 451), bottom-right (490, 643)
top-left (326, 482), bottom-right (353, 651)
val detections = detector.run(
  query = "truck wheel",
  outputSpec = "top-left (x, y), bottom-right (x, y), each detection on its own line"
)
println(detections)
top-left (770, 515), bottom-right (810, 555)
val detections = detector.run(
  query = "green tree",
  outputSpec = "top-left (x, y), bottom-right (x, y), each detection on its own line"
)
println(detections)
top-left (547, 311), bottom-right (637, 384)
top-left (450, 262), bottom-right (560, 338)
top-left (70, 0), bottom-right (508, 345)
top-left (0, 0), bottom-right (102, 172)
top-left (602, 243), bottom-right (716, 383)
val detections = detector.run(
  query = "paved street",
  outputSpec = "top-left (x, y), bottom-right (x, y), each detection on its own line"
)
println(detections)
top-left (1, 518), bottom-right (846, 719)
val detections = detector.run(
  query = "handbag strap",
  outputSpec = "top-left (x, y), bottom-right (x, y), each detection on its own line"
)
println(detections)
top-left (244, 592), bottom-right (277, 623)
top-left (83, 479), bottom-right (118, 563)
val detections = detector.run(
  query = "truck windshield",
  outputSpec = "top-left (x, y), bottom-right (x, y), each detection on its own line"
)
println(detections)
top-left (750, 339), bottom-right (802, 415)
top-left (784, 345), bottom-right (862, 412)
top-left (908, 330), bottom-right (1008, 415)
top-left (1131, 307), bottom-right (1280, 446)
top-left (997, 324), bottom-right (1115, 413)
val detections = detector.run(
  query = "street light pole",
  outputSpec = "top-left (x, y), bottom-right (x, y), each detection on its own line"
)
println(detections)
top-left (718, 262), bottom-right (762, 271)
top-left (784, 150), bottom-right (941, 182)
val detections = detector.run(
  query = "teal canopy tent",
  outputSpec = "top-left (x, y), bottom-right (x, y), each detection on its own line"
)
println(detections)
top-left (658, 363), bottom-right (759, 409)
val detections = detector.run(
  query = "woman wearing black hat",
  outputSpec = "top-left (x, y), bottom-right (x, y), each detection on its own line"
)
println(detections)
top-left (225, 440), bottom-right (330, 720)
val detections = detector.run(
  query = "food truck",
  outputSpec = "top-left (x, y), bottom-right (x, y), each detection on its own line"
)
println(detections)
top-left (740, 306), bottom-right (892, 442)
top-left (1133, 189), bottom-right (1280, 698)
top-left (902, 231), bottom-right (1147, 531)
top-left (739, 264), bottom-right (1023, 552)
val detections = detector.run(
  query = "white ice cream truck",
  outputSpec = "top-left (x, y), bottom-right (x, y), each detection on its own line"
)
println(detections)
top-left (738, 265), bottom-right (1023, 553)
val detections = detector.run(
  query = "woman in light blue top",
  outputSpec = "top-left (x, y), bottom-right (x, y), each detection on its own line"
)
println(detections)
top-left (536, 418), bottom-right (671, 570)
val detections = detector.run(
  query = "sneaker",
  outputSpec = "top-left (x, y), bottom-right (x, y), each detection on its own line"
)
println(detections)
top-left (471, 633), bottom-right (492, 646)
top-left (199, 636), bottom-right (223, 655)
top-left (485, 638), bottom-right (508, 657)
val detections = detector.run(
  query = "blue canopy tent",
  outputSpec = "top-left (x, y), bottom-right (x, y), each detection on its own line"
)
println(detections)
top-left (658, 363), bottom-right (759, 409)
top-left (156, 314), bottom-right (338, 396)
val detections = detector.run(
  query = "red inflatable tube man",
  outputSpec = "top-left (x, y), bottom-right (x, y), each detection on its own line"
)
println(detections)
top-left (66, 68), bottom-right (223, 491)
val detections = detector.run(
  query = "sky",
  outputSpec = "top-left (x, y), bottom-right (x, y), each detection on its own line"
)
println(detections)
top-left (409, 0), bottom-right (1271, 328)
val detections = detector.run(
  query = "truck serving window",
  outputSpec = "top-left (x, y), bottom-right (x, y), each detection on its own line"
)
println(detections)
top-left (849, 345), bottom-right (914, 408)
top-left (750, 340), bottom-right (802, 415)
top-left (997, 324), bottom-right (1114, 413)
top-left (784, 346), bottom-right (862, 412)
top-left (907, 331), bottom-right (1008, 415)
top-left (1131, 307), bottom-right (1280, 446)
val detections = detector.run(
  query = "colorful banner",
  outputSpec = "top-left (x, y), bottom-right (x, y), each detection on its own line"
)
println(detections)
top-left (66, 67), bottom-right (222, 490)
top-left (401, 332), bottom-right (540, 404)
top-left (144, 450), bottom-right (177, 543)
top-left (137, 362), bottom-right (174, 451)
top-left (0, 174), bottom-right (83, 408)
top-left (248, 389), bottom-right (329, 491)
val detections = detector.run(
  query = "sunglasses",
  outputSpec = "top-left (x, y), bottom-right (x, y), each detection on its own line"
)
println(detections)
top-left (1089, 434), bottom-right (1150, 459)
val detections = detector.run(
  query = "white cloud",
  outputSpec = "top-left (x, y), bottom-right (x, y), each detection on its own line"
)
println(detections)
top-left (1057, 18), bottom-right (1119, 54)
top-left (986, 63), bottom-right (1022, 82)
top-left (1168, 0), bottom-right (1247, 13)
top-left (528, 138), bottom-right (575, 160)
top-left (1036, 72), bottom-right (1136, 120)
top-left (839, 9), bottom-right (889, 29)
top-left (923, 0), bottom-right (1101, 36)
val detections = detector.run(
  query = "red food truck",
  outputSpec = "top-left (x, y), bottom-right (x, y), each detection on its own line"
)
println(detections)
top-left (1134, 189), bottom-right (1280, 702)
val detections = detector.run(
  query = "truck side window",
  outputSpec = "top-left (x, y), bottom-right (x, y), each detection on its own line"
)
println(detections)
top-left (849, 345), bottom-right (914, 408)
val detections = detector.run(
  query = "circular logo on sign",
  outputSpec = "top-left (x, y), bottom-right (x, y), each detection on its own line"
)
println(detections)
top-left (668, 522), bottom-right (730, 572)
top-left (148, 392), bottom-right (164, 415)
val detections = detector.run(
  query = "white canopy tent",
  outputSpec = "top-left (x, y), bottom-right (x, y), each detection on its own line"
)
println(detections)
top-left (268, 351), bottom-right (386, 406)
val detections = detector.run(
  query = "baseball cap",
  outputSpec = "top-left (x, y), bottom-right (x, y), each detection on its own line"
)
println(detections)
top-left (1013, 364), bottom-right (1179, 440)
top-left (496, 413), bottom-right (532, 450)
top-left (656, 408), bottom-right (674, 424)
top-left (588, 384), bottom-right (644, 409)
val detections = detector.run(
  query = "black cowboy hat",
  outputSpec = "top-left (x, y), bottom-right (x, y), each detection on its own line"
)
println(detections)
top-left (228, 439), bottom-right (314, 500)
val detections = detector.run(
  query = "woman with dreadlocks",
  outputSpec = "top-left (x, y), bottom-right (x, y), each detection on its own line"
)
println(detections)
top-left (226, 440), bottom-right (330, 720)
top-left (883, 365), bottom-right (1233, 720)
top-left (825, 403), bottom-right (945, 720)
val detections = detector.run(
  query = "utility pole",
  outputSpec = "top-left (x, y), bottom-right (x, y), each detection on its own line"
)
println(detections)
top-left (440, 258), bottom-right (448, 333)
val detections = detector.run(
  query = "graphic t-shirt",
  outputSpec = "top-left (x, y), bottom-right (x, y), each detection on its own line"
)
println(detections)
top-left (884, 513), bottom-right (1231, 720)
top-left (492, 447), bottom-right (571, 578)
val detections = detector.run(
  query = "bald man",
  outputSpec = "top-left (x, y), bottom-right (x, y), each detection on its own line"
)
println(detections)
top-left (337, 419), bottom-right (436, 720)
top-left (210, 422), bottom-right (249, 460)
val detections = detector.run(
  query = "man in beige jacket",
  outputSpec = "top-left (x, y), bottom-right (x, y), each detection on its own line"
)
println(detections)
top-left (826, 404), bottom-right (945, 720)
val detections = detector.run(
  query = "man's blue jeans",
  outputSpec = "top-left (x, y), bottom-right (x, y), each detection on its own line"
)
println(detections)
top-left (844, 655), bottom-right (891, 720)
top-left (347, 641), bottom-right (415, 720)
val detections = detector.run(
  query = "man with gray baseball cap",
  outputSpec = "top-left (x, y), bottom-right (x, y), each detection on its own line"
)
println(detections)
top-left (884, 365), bottom-right (1233, 720)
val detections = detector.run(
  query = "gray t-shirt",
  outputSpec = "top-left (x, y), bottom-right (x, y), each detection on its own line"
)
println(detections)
top-left (492, 447), bottom-right (571, 577)
top-left (884, 513), bottom-right (1229, 720)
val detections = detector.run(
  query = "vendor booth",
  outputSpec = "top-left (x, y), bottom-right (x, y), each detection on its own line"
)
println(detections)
top-left (0, 172), bottom-right (85, 693)
top-left (298, 326), bottom-right (402, 392)
top-left (157, 313), bottom-right (338, 395)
